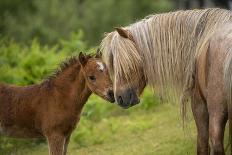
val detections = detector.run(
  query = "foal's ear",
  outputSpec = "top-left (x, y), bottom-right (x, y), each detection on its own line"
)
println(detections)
top-left (95, 48), bottom-right (102, 58)
top-left (79, 52), bottom-right (87, 65)
top-left (115, 27), bottom-right (134, 41)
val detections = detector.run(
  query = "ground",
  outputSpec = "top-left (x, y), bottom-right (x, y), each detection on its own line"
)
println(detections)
top-left (8, 90), bottom-right (230, 155)
top-left (25, 103), bottom-right (198, 155)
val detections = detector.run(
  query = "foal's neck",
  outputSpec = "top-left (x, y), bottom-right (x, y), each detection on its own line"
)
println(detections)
top-left (47, 60), bottom-right (92, 108)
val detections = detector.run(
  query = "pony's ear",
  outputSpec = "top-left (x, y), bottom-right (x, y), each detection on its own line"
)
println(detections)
top-left (95, 48), bottom-right (102, 58)
top-left (79, 52), bottom-right (87, 65)
top-left (115, 27), bottom-right (129, 38)
top-left (115, 27), bottom-right (134, 42)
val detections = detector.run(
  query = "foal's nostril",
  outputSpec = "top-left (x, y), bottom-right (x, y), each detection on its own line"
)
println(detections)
top-left (107, 90), bottom-right (115, 103)
top-left (107, 90), bottom-right (114, 99)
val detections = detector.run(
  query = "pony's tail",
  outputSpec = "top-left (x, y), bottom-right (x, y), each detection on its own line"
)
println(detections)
top-left (224, 51), bottom-right (232, 154)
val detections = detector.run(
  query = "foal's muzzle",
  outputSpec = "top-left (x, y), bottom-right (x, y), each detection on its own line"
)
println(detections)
top-left (107, 89), bottom-right (115, 103)
top-left (116, 89), bottom-right (140, 109)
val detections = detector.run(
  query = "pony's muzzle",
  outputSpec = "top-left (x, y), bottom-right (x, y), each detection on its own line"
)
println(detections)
top-left (116, 88), bottom-right (140, 109)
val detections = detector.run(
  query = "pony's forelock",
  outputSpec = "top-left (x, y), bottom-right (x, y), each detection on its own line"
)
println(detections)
top-left (101, 32), bottom-right (142, 82)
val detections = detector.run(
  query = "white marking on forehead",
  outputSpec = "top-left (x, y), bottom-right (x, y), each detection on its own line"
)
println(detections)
top-left (97, 62), bottom-right (104, 71)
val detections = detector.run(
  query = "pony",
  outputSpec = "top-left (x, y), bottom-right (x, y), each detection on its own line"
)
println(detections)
top-left (100, 8), bottom-right (232, 155)
top-left (0, 52), bottom-right (114, 155)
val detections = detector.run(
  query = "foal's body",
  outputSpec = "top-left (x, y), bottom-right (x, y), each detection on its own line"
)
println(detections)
top-left (0, 76), bottom-right (88, 138)
top-left (0, 54), bottom-right (114, 155)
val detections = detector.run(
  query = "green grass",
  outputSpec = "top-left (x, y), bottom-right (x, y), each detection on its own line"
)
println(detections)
top-left (4, 89), bottom-right (231, 155)
top-left (24, 103), bottom-right (197, 155)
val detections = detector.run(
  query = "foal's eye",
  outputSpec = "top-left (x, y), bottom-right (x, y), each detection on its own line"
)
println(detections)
top-left (88, 75), bottom-right (96, 81)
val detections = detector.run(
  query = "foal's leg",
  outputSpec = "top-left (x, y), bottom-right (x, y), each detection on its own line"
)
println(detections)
top-left (47, 133), bottom-right (66, 155)
top-left (191, 89), bottom-right (209, 155)
top-left (63, 135), bottom-right (71, 155)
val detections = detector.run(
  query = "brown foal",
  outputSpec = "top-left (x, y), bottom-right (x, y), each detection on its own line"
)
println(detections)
top-left (0, 52), bottom-right (114, 155)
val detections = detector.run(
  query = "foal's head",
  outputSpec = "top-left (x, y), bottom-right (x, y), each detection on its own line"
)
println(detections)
top-left (79, 52), bottom-right (115, 103)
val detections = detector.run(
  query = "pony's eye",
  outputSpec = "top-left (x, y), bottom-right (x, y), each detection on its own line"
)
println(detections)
top-left (88, 75), bottom-right (96, 81)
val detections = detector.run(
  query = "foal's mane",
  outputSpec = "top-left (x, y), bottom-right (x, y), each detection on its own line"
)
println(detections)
top-left (46, 54), bottom-right (93, 81)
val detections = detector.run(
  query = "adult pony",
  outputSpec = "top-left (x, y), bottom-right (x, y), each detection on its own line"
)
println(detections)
top-left (100, 8), bottom-right (232, 155)
top-left (0, 53), bottom-right (114, 155)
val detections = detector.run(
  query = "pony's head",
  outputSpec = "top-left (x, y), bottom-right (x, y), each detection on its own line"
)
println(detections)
top-left (79, 52), bottom-right (115, 103)
top-left (101, 27), bottom-right (147, 109)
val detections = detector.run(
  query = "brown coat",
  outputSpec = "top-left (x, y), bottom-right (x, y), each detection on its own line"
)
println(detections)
top-left (0, 53), bottom-right (114, 155)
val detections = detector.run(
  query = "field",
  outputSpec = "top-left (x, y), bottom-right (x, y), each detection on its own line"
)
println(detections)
top-left (22, 90), bottom-right (197, 155)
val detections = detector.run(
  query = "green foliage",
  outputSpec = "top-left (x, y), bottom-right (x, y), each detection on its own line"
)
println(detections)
top-left (3, 0), bottom-right (80, 45)
top-left (0, 31), bottom-right (86, 85)
top-left (60, 30), bottom-right (87, 54)
top-left (0, 137), bottom-right (43, 155)
top-left (1, 0), bottom-right (174, 45)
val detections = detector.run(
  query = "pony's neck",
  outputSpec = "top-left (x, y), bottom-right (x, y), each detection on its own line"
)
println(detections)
top-left (48, 61), bottom-right (92, 108)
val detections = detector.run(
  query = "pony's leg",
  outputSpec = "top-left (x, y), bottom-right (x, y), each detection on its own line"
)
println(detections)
top-left (191, 90), bottom-right (209, 155)
top-left (63, 135), bottom-right (71, 155)
top-left (208, 105), bottom-right (227, 155)
top-left (47, 133), bottom-right (66, 155)
top-left (206, 88), bottom-right (227, 155)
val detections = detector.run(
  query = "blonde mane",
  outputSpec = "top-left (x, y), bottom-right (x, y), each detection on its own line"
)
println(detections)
top-left (100, 8), bottom-right (232, 104)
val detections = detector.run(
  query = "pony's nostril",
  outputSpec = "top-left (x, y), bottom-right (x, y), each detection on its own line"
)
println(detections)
top-left (129, 91), bottom-right (133, 103)
top-left (118, 96), bottom-right (123, 105)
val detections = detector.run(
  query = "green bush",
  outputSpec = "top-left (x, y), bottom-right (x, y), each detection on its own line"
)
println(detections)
top-left (0, 31), bottom-right (87, 85)
top-left (1, 0), bottom-right (174, 45)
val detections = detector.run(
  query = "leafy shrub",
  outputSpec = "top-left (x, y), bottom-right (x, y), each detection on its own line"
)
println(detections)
top-left (2, 0), bottom-right (174, 45)
top-left (0, 31), bottom-right (86, 85)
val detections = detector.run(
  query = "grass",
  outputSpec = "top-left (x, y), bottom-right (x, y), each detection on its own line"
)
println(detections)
top-left (24, 102), bottom-right (197, 155)
top-left (5, 88), bottom-right (231, 155)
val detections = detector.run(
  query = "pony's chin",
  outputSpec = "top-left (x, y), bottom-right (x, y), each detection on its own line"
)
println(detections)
top-left (119, 105), bottom-right (131, 109)
top-left (118, 99), bottom-right (140, 109)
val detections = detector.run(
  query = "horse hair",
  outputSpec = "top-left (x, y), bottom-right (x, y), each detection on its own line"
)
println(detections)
top-left (100, 9), bottom-right (232, 152)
